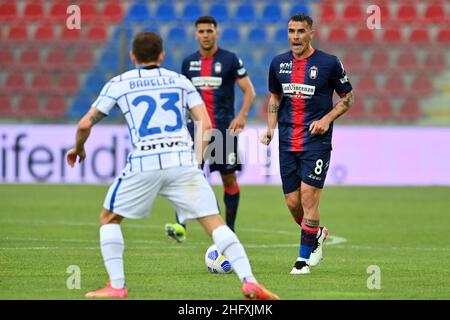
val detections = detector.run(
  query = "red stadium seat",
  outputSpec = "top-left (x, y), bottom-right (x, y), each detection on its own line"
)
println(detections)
top-left (368, 98), bottom-right (394, 121)
top-left (394, 51), bottom-right (419, 72)
top-left (409, 75), bottom-right (433, 97)
top-left (45, 95), bottom-right (67, 118)
top-left (0, 48), bottom-right (14, 68)
top-left (422, 50), bottom-right (446, 73)
top-left (30, 72), bottom-right (54, 94)
top-left (368, 51), bottom-right (390, 71)
top-left (0, 2), bottom-right (17, 21)
top-left (79, 2), bottom-right (98, 23)
top-left (396, 98), bottom-right (421, 121)
top-left (383, 75), bottom-right (405, 96)
top-left (23, 2), bottom-right (45, 21)
top-left (436, 28), bottom-right (450, 46)
top-left (16, 95), bottom-right (41, 117)
top-left (382, 28), bottom-right (403, 45)
top-left (355, 75), bottom-right (378, 97)
top-left (59, 73), bottom-right (79, 94)
top-left (0, 95), bottom-right (14, 117)
top-left (60, 27), bottom-right (81, 42)
top-left (19, 47), bottom-right (42, 70)
top-left (409, 29), bottom-right (430, 45)
top-left (34, 24), bottom-right (55, 43)
top-left (45, 47), bottom-right (68, 69)
top-left (344, 99), bottom-right (365, 121)
top-left (318, 4), bottom-right (336, 23)
top-left (395, 4), bottom-right (418, 24)
top-left (353, 28), bottom-right (375, 45)
top-left (341, 3), bottom-right (364, 25)
top-left (102, 3), bottom-right (123, 23)
top-left (342, 51), bottom-right (364, 73)
top-left (86, 25), bottom-right (107, 43)
top-left (327, 28), bottom-right (349, 44)
top-left (72, 49), bottom-right (94, 70)
top-left (8, 25), bottom-right (28, 42)
top-left (49, 2), bottom-right (67, 22)
top-left (422, 2), bottom-right (445, 24)
top-left (5, 73), bottom-right (26, 93)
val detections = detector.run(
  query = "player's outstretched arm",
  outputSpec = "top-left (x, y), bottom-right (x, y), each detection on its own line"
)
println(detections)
top-left (260, 93), bottom-right (281, 145)
top-left (309, 91), bottom-right (354, 135)
top-left (189, 103), bottom-right (212, 164)
top-left (229, 76), bottom-right (256, 134)
top-left (67, 107), bottom-right (106, 167)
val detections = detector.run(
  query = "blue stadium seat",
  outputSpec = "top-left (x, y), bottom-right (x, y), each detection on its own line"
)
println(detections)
top-left (153, 3), bottom-right (176, 22)
top-left (208, 4), bottom-right (229, 23)
top-left (233, 4), bottom-right (255, 23)
top-left (167, 26), bottom-right (187, 43)
top-left (289, 4), bottom-right (310, 17)
top-left (100, 48), bottom-right (120, 72)
top-left (274, 27), bottom-right (288, 43)
top-left (141, 24), bottom-right (160, 34)
top-left (247, 28), bottom-right (267, 44)
top-left (125, 2), bottom-right (150, 23)
top-left (220, 27), bottom-right (240, 45)
top-left (67, 94), bottom-right (92, 119)
top-left (181, 3), bottom-right (202, 23)
top-left (260, 4), bottom-right (282, 23)
top-left (84, 72), bottom-right (106, 96)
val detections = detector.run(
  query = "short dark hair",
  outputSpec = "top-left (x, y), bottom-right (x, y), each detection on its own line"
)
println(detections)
top-left (132, 32), bottom-right (163, 63)
top-left (288, 13), bottom-right (313, 28)
top-left (195, 16), bottom-right (217, 27)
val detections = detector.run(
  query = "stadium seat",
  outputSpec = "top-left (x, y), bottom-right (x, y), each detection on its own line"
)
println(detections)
top-left (409, 75), bottom-right (433, 97)
top-left (394, 51), bottom-right (419, 72)
top-left (19, 46), bottom-right (41, 69)
top-left (78, 2), bottom-right (98, 23)
top-left (0, 95), bottom-right (14, 117)
top-left (290, 4), bottom-right (310, 17)
top-left (0, 2), bottom-right (17, 21)
top-left (16, 95), bottom-right (41, 117)
top-left (72, 49), bottom-right (94, 70)
top-left (355, 75), bottom-right (378, 96)
top-left (220, 27), bottom-right (241, 45)
top-left (49, 2), bottom-right (67, 22)
top-left (99, 49), bottom-right (120, 71)
top-left (46, 47), bottom-right (68, 69)
top-left (260, 4), bottom-right (282, 24)
top-left (368, 98), bottom-right (394, 121)
top-left (395, 3), bottom-right (418, 24)
top-left (181, 3), bottom-right (202, 23)
top-left (59, 73), bottom-right (79, 94)
top-left (273, 27), bottom-right (287, 43)
top-left (0, 48), bottom-right (14, 68)
top-left (153, 3), bottom-right (176, 22)
top-left (383, 75), bottom-right (405, 96)
top-left (353, 28), bottom-right (375, 46)
top-left (341, 3), bottom-right (364, 25)
top-left (84, 72), bottom-right (105, 95)
top-left (327, 28), bottom-right (349, 44)
top-left (102, 3), bottom-right (124, 23)
top-left (67, 94), bottom-right (92, 118)
top-left (5, 73), bottom-right (26, 93)
top-left (422, 2), bottom-right (445, 24)
top-left (208, 4), bottom-right (229, 23)
top-left (87, 25), bottom-right (108, 43)
top-left (44, 95), bottom-right (67, 119)
top-left (396, 98), bottom-right (421, 122)
top-left (30, 72), bottom-right (54, 94)
top-left (126, 2), bottom-right (150, 23)
top-left (23, 2), bottom-right (44, 21)
top-left (436, 28), bottom-right (450, 46)
top-left (167, 26), bottom-right (187, 43)
top-left (8, 25), bottom-right (28, 42)
top-left (342, 51), bottom-right (364, 73)
top-left (233, 4), bottom-right (256, 23)
top-left (34, 24), bottom-right (55, 43)
top-left (343, 99), bottom-right (365, 121)
top-left (409, 29), bottom-right (430, 45)
top-left (247, 28), bottom-right (267, 44)
top-left (422, 50), bottom-right (446, 73)
top-left (381, 28), bottom-right (403, 45)
top-left (318, 4), bottom-right (336, 23)
top-left (60, 27), bottom-right (81, 42)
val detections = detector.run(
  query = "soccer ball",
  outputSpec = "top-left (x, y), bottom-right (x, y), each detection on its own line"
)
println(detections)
top-left (205, 244), bottom-right (232, 274)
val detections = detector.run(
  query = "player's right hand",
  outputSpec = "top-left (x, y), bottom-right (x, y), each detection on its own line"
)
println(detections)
top-left (66, 147), bottom-right (86, 167)
top-left (260, 131), bottom-right (273, 145)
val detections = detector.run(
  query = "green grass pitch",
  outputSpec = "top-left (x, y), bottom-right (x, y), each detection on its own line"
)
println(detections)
top-left (0, 184), bottom-right (449, 299)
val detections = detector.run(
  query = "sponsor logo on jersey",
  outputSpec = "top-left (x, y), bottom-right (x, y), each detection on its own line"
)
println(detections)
top-left (309, 66), bottom-right (318, 79)
top-left (279, 61), bottom-right (292, 74)
top-left (214, 62), bottom-right (222, 73)
top-left (189, 60), bottom-right (202, 71)
top-left (191, 76), bottom-right (222, 89)
top-left (339, 75), bottom-right (349, 84)
top-left (282, 83), bottom-right (316, 96)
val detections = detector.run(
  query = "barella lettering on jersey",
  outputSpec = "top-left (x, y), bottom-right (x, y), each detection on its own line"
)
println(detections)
top-left (129, 77), bottom-right (176, 90)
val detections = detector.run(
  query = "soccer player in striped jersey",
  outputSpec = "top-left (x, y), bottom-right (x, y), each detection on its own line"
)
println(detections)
top-left (165, 16), bottom-right (256, 240)
top-left (67, 32), bottom-right (278, 300)
top-left (261, 13), bottom-right (354, 274)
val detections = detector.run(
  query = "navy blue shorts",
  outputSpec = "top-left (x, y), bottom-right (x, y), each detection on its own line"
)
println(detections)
top-left (279, 149), bottom-right (331, 193)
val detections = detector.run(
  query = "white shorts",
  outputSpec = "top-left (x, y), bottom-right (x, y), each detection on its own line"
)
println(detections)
top-left (103, 165), bottom-right (219, 223)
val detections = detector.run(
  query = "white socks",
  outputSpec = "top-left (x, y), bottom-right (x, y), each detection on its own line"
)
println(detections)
top-left (100, 224), bottom-right (125, 289)
top-left (212, 225), bottom-right (256, 283)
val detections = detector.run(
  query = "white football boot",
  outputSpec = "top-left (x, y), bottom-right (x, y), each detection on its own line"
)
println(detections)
top-left (308, 226), bottom-right (329, 267)
top-left (290, 260), bottom-right (311, 275)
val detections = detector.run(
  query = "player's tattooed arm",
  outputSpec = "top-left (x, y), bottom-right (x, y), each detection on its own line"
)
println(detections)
top-left (269, 103), bottom-right (280, 113)
top-left (89, 109), bottom-right (107, 125)
top-left (341, 91), bottom-right (354, 111)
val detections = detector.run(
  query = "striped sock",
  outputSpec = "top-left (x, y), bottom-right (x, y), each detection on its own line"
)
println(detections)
top-left (298, 221), bottom-right (320, 262)
top-left (100, 224), bottom-right (125, 289)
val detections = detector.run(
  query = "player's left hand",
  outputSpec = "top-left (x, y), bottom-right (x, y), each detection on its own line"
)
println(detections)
top-left (228, 115), bottom-right (246, 135)
top-left (66, 147), bottom-right (86, 167)
top-left (309, 119), bottom-right (330, 135)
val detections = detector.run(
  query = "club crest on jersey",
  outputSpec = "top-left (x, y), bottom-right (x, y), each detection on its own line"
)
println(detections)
top-left (309, 66), bottom-right (318, 79)
top-left (214, 62), bottom-right (222, 73)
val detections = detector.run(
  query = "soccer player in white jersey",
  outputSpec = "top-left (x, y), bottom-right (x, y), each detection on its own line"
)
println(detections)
top-left (66, 32), bottom-right (278, 300)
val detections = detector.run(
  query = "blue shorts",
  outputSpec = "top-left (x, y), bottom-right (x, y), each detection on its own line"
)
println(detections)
top-left (279, 149), bottom-right (331, 193)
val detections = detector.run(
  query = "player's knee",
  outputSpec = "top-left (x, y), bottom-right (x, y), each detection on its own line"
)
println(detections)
top-left (222, 173), bottom-right (237, 189)
top-left (99, 209), bottom-right (122, 225)
top-left (300, 190), bottom-right (320, 211)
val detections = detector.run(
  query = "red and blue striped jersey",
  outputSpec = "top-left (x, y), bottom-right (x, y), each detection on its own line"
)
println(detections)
top-left (269, 49), bottom-right (352, 152)
top-left (182, 48), bottom-right (247, 129)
